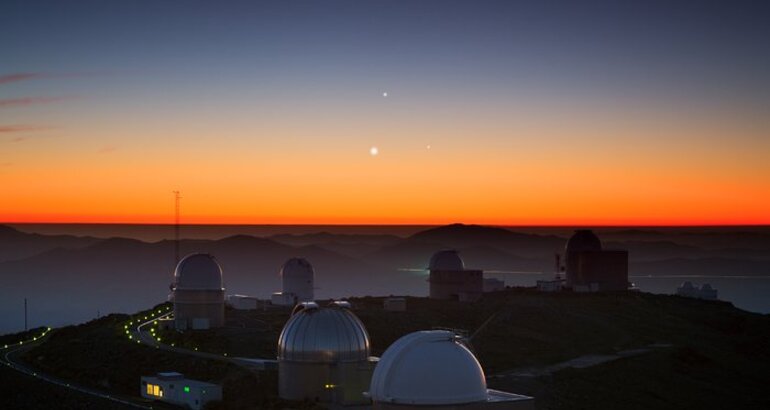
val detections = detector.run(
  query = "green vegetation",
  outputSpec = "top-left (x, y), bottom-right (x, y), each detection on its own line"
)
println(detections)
top-left (12, 291), bottom-right (770, 409)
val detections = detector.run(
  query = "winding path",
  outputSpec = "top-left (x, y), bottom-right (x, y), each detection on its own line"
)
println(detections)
top-left (130, 312), bottom-right (276, 370)
top-left (0, 329), bottom-right (153, 409)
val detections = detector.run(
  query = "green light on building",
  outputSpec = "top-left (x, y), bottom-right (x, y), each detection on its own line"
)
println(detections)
top-left (184, 386), bottom-right (190, 393)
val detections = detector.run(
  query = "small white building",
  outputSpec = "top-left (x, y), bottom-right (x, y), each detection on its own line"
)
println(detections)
top-left (226, 294), bottom-right (260, 310)
top-left (536, 278), bottom-right (565, 292)
top-left (677, 282), bottom-right (718, 300)
top-left (141, 372), bottom-right (222, 410)
top-left (271, 292), bottom-right (296, 307)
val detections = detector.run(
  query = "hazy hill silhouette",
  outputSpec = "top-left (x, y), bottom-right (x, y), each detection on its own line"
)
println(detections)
top-left (0, 225), bottom-right (100, 262)
top-left (601, 229), bottom-right (770, 250)
top-left (268, 232), bottom-right (401, 258)
top-left (408, 223), bottom-right (566, 258)
top-left (0, 231), bottom-right (421, 332)
top-left (2, 223), bottom-right (770, 332)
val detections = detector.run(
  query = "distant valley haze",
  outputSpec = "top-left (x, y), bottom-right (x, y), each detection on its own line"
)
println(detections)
top-left (1, 223), bottom-right (769, 334)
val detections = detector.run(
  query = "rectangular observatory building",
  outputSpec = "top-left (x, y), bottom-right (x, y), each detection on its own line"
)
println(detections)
top-left (574, 250), bottom-right (629, 291)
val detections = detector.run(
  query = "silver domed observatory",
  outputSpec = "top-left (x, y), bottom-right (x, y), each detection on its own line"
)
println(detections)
top-left (369, 330), bottom-right (534, 409)
top-left (171, 253), bottom-right (225, 330)
top-left (277, 301), bottom-right (376, 405)
top-left (428, 250), bottom-right (483, 302)
top-left (272, 257), bottom-right (315, 306)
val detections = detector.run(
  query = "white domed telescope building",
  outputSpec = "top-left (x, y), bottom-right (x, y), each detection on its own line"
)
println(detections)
top-left (428, 250), bottom-right (483, 302)
top-left (369, 330), bottom-right (534, 409)
top-left (171, 253), bottom-right (225, 330)
top-left (277, 301), bottom-right (376, 405)
top-left (271, 257), bottom-right (315, 306)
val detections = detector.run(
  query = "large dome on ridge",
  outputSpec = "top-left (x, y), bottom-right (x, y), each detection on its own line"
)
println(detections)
top-left (174, 253), bottom-right (223, 290)
top-left (565, 230), bottom-right (602, 254)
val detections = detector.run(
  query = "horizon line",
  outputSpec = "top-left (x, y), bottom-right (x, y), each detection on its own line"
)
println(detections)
top-left (3, 221), bottom-right (769, 228)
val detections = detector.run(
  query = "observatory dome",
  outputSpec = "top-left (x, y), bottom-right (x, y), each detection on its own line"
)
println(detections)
top-left (369, 330), bottom-right (487, 405)
top-left (174, 253), bottom-right (223, 290)
top-left (278, 302), bottom-right (370, 363)
top-left (280, 257), bottom-right (314, 278)
top-left (565, 230), bottom-right (602, 254)
top-left (429, 250), bottom-right (465, 271)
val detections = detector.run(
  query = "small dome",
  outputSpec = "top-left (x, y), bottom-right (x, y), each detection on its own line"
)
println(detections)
top-left (566, 230), bottom-right (602, 254)
top-left (701, 283), bottom-right (713, 291)
top-left (278, 303), bottom-right (370, 363)
top-left (369, 330), bottom-right (487, 405)
top-left (280, 257), bottom-right (314, 278)
top-left (429, 250), bottom-right (465, 271)
top-left (174, 253), bottom-right (223, 290)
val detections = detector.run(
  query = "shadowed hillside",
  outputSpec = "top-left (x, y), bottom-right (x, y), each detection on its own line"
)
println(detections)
top-left (18, 291), bottom-right (770, 410)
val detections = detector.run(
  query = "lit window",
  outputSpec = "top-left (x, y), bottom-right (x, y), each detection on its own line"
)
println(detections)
top-left (146, 384), bottom-right (153, 395)
top-left (153, 385), bottom-right (160, 396)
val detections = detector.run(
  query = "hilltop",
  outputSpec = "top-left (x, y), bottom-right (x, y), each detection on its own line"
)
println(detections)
top-left (12, 290), bottom-right (770, 409)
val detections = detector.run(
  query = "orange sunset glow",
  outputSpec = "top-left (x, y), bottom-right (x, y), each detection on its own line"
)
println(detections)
top-left (2, 1), bottom-right (769, 226)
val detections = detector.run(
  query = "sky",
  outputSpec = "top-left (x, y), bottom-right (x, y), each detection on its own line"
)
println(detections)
top-left (1, 0), bottom-right (769, 225)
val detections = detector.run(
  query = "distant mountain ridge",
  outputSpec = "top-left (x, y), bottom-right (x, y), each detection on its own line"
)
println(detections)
top-left (0, 225), bottom-right (101, 262)
top-left (1, 223), bottom-right (769, 333)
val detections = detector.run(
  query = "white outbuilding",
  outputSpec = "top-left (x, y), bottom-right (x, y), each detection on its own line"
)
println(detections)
top-left (141, 372), bottom-right (222, 410)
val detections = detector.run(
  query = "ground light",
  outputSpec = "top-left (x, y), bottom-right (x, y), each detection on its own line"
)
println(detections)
top-left (1, 328), bottom-right (51, 350)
